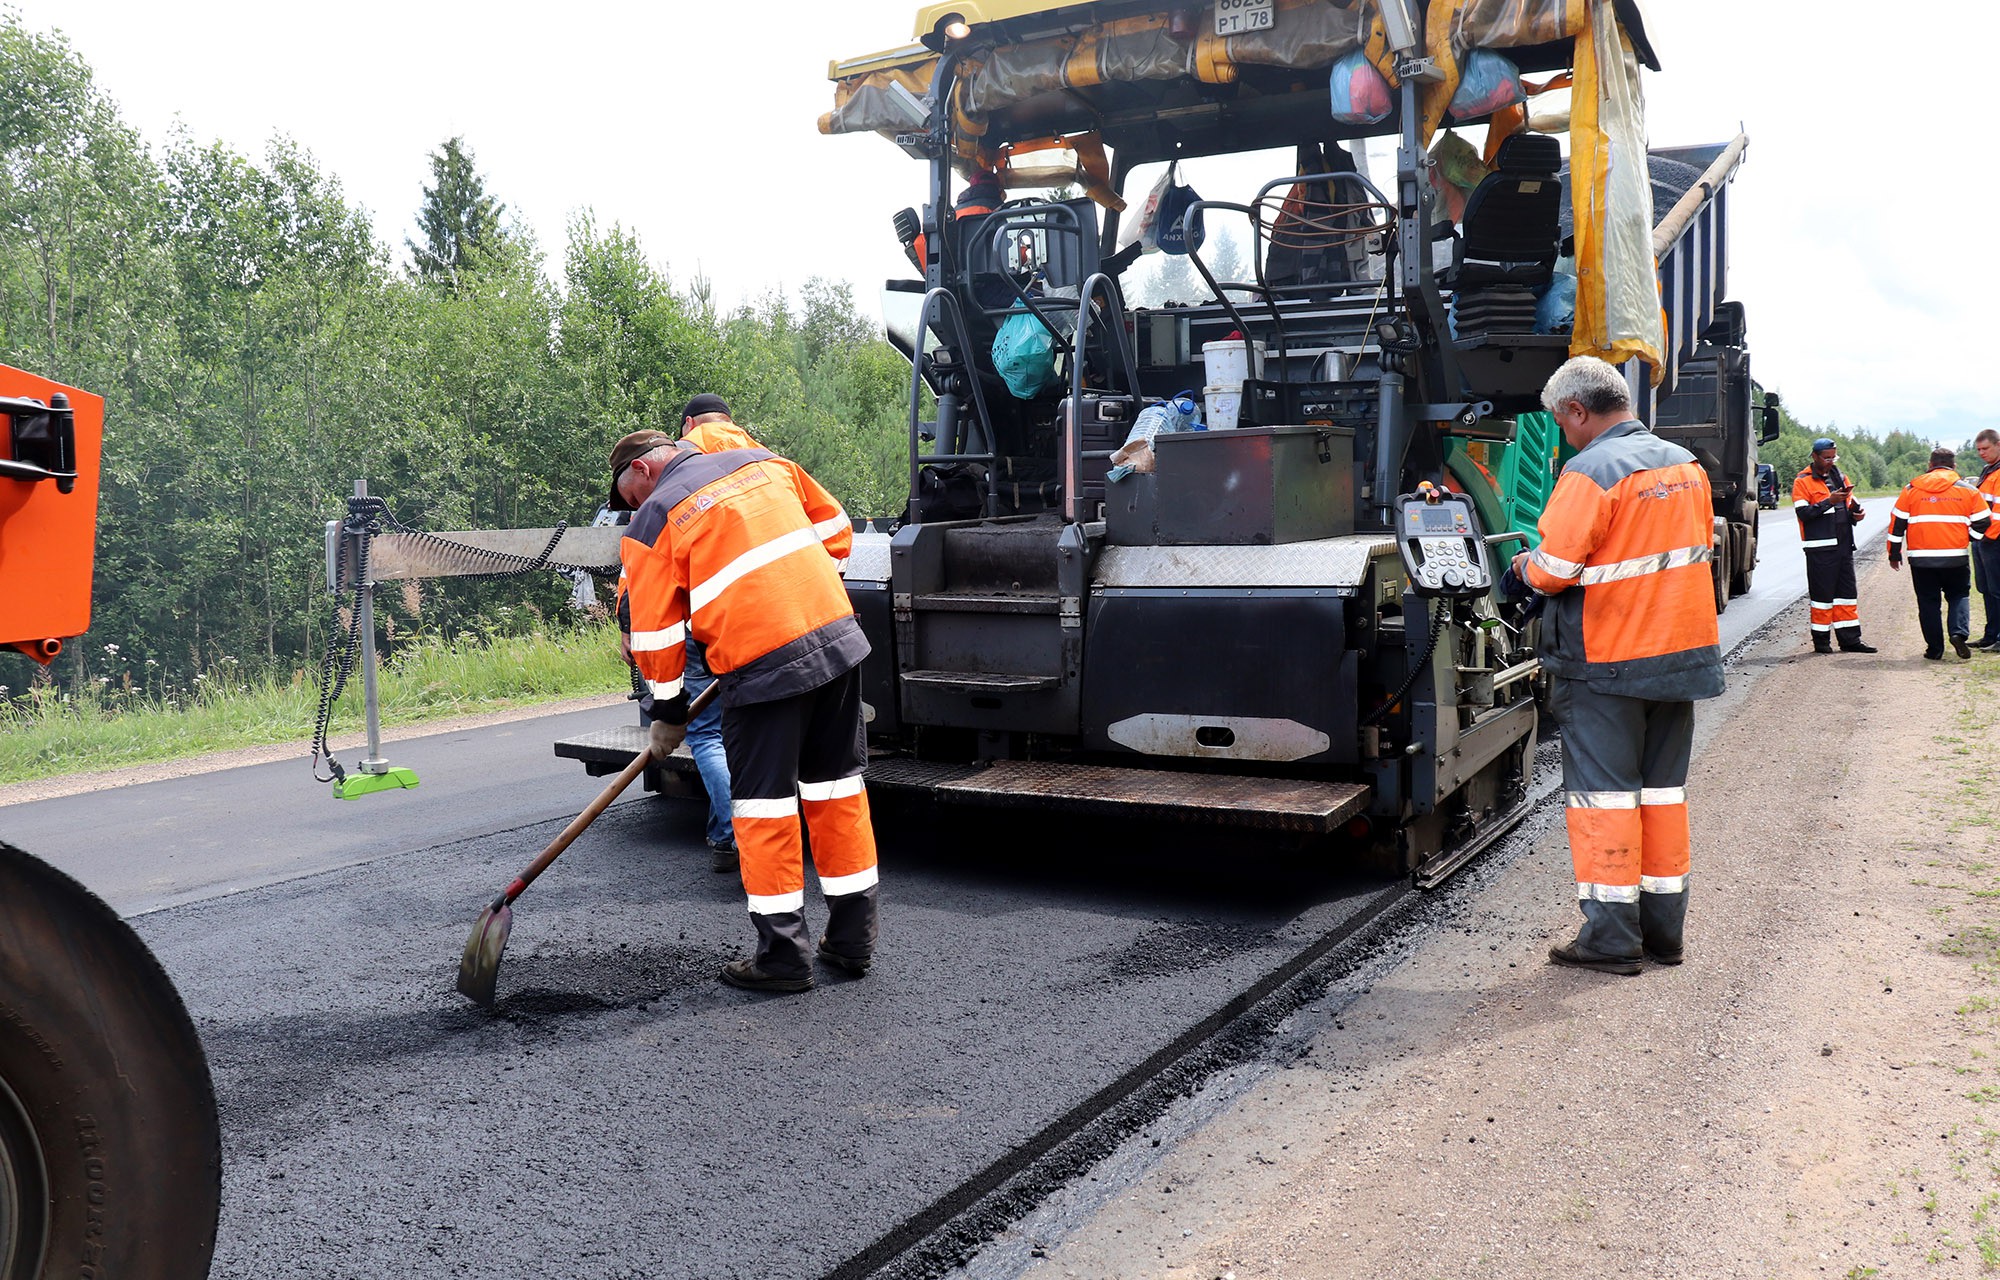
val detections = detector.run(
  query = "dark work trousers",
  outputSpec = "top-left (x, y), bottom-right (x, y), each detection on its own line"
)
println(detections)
top-left (1974, 538), bottom-right (2000, 645)
top-left (1909, 560), bottom-right (1973, 656)
top-left (720, 666), bottom-right (878, 978)
top-left (1549, 679), bottom-right (1694, 962)
top-left (1804, 546), bottom-right (1862, 649)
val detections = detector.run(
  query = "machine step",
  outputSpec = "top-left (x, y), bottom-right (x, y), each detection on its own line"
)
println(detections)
top-left (910, 592), bottom-right (1060, 614)
top-left (899, 669), bottom-right (1061, 693)
top-left (554, 730), bottom-right (1369, 834)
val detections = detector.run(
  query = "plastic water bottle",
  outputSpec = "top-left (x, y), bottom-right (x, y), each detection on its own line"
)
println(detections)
top-left (1107, 392), bottom-right (1204, 481)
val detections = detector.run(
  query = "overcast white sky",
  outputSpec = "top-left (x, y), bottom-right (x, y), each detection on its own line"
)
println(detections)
top-left (13, 0), bottom-right (1996, 441)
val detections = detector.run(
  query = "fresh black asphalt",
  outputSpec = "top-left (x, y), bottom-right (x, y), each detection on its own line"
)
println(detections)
top-left (128, 790), bottom-right (1389, 1279)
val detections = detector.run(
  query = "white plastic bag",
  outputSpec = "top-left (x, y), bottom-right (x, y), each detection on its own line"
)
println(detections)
top-left (1115, 166), bottom-right (1174, 255)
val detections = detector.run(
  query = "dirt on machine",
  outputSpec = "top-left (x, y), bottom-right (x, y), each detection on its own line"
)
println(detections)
top-left (555, 0), bottom-right (1772, 885)
top-left (1, 365), bottom-right (222, 1279)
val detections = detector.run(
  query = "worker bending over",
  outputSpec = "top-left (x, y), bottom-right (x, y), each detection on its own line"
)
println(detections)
top-left (1792, 437), bottom-right (1875, 654)
top-left (608, 427), bottom-right (876, 993)
top-left (1514, 356), bottom-right (1725, 975)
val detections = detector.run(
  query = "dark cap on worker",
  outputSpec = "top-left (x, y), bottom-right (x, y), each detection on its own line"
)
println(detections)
top-left (681, 393), bottom-right (731, 423)
top-left (1811, 437), bottom-right (1837, 455)
top-left (606, 429), bottom-right (674, 511)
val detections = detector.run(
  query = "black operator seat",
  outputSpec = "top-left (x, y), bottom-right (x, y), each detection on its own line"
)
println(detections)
top-left (1449, 132), bottom-right (1563, 341)
top-left (1452, 132), bottom-right (1563, 290)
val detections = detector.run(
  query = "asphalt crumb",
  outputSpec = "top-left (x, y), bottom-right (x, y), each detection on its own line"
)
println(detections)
top-left (1089, 921), bottom-right (1284, 981)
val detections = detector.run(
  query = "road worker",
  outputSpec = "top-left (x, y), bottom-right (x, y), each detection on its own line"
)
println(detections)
top-left (1887, 447), bottom-right (1995, 660)
top-left (667, 392), bottom-right (763, 868)
top-left (1512, 356), bottom-right (1725, 975)
top-left (608, 427), bottom-right (876, 993)
top-left (1792, 437), bottom-right (1876, 654)
top-left (677, 391), bottom-right (761, 455)
top-left (1972, 428), bottom-right (2000, 651)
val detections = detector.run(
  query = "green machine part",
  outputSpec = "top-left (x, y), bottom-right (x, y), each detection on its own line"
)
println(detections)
top-left (333, 767), bottom-right (420, 799)
top-left (1445, 410), bottom-right (1565, 550)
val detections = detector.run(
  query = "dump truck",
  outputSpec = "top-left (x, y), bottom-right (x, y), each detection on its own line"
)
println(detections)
top-left (1, 365), bottom-right (222, 1279)
top-left (558, 0), bottom-right (1768, 882)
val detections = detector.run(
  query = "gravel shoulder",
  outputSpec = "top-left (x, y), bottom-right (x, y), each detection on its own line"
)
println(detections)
top-left (1024, 555), bottom-right (2000, 1280)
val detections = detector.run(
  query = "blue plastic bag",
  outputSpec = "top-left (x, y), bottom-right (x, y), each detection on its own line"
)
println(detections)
top-left (991, 305), bottom-right (1060, 399)
top-left (1154, 165), bottom-right (1206, 257)
top-left (1329, 50), bottom-right (1393, 126)
top-left (1449, 50), bottom-right (1524, 119)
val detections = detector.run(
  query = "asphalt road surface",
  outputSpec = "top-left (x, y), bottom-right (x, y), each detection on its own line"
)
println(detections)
top-left (0, 505), bottom-right (1873, 1278)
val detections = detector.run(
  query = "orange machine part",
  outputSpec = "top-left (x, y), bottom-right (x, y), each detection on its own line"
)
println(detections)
top-left (0, 364), bottom-right (101, 663)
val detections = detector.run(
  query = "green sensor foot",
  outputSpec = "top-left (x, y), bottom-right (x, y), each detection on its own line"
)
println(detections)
top-left (333, 767), bottom-right (421, 800)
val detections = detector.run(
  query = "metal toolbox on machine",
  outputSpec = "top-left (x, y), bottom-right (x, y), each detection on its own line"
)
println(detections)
top-left (1134, 425), bottom-right (1355, 546)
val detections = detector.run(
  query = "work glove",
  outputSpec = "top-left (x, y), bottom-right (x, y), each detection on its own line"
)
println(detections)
top-left (648, 718), bottom-right (687, 758)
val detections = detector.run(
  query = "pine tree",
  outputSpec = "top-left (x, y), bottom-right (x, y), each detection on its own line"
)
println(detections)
top-left (406, 136), bottom-right (505, 288)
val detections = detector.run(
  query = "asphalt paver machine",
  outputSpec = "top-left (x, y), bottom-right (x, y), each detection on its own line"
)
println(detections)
top-left (564, 0), bottom-right (1764, 883)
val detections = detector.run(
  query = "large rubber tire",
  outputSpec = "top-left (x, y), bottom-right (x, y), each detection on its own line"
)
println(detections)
top-left (0, 843), bottom-right (219, 1280)
top-left (1711, 536), bottom-right (1731, 615)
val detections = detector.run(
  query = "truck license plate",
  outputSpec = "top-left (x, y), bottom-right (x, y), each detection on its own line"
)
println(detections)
top-left (1214, 0), bottom-right (1274, 37)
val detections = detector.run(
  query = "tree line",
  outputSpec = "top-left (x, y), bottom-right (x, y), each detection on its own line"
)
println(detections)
top-left (1, 18), bottom-right (912, 695)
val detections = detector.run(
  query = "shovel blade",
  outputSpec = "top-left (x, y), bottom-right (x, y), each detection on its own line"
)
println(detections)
top-left (456, 901), bottom-right (514, 1007)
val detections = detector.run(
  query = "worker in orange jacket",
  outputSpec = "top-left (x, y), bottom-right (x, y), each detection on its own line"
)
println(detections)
top-left (608, 427), bottom-right (874, 993)
top-left (679, 391), bottom-right (762, 456)
top-left (1887, 446), bottom-right (1996, 660)
top-left (1792, 437), bottom-right (1875, 654)
top-left (1972, 429), bottom-right (2000, 650)
top-left (1513, 357), bottom-right (1725, 975)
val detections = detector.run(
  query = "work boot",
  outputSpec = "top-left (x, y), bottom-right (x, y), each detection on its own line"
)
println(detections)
top-left (1838, 641), bottom-right (1878, 654)
top-left (707, 838), bottom-right (738, 874)
top-left (1953, 636), bottom-right (1973, 659)
top-left (816, 938), bottom-right (873, 977)
top-left (1811, 638), bottom-right (1833, 655)
top-left (1644, 947), bottom-right (1686, 966)
top-left (1925, 650), bottom-right (1945, 661)
top-left (1976, 637), bottom-right (2000, 651)
top-left (720, 958), bottom-right (813, 993)
top-left (1547, 942), bottom-right (1642, 976)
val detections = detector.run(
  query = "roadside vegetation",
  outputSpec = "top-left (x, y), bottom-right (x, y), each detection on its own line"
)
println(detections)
top-left (0, 16), bottom-right (909, 712)
top-left (0, 622), bottom-right (626, 786)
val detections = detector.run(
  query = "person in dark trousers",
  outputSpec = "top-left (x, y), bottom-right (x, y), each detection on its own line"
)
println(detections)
top-left (1791, 437), bottom-right (1875, 654)
top-left (1888, 447), bottom-right (1995, 659)
top-left (609, 428), bottom-right (877, 993)
top-left (1513, 356), bottom-right (1725, 975)
top-left (1972, 428), bottom-right (2000, 650)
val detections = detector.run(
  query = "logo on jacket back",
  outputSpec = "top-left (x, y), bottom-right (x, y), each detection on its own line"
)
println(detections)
top-left (1645, 478), bottom-right (1697, 501)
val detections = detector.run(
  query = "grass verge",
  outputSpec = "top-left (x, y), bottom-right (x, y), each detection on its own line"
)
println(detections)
top-left (0, 623), bottom-right (627, 786)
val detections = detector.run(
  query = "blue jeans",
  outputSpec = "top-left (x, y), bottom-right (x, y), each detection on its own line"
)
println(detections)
top-left (1974, 538), bottom-right (2000, 644)
top-left (683, 668), bottom-right (733, 846)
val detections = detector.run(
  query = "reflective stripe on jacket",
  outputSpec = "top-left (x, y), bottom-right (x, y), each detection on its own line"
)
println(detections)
top-left (1980, 462), bottom-right (2000, 540)
top-left (622, 445), bottom-right (865, 721)
top-left (1792, 466), bottom-right (1859, 551)
top-left (1888, 469), bottom-right (1993, 562)
top-left (1524, 419), bottom-right (1724, 700)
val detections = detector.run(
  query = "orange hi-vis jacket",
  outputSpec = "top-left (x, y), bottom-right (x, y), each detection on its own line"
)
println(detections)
top-left (1978, 461), bottom-right (2000, 539)
top-left (1792, 465), bottom-right (1862, 551)
top-left (1888, 468), bottom-right (1995, 563)
top-left (1524, 419), bottom-right (1725, 700)
top-left (681, 419), bottom-right (760, 454)
top-left (620, 445), bottom-right (864, 723)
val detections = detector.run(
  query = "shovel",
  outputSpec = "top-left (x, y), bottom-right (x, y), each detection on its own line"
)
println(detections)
top-left (456, 682), bottom-right (718, 1007)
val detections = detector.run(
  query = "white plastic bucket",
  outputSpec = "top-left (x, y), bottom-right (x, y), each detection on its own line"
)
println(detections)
top-left (1200, 338), bottom-right (1265, 390)
top-left (1203, 385), bottom-right (1243, 431)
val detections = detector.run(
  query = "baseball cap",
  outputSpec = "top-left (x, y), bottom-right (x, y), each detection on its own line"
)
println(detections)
top-left (681, 393), bottom-right (731, 423)
top-left (1811, 438), bottom-right (1837, 454)
top-left (607, 429), bottom-right (674, 511)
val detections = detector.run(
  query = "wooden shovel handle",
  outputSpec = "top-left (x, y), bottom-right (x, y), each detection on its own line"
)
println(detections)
top-left (501, 681), bottom-right (720, 904)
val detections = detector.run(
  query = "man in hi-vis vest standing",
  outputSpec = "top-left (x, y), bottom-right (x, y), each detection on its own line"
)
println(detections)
top-left (1792, 437), bottom-right (1875, 654)
top-left (609, 428), bottom-right (878, 993)
top-left (1514, 357), bottom-right (1726, 975)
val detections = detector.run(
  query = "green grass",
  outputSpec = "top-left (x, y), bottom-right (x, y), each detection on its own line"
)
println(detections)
top-left (0, 624), bottom-right (628, 786)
